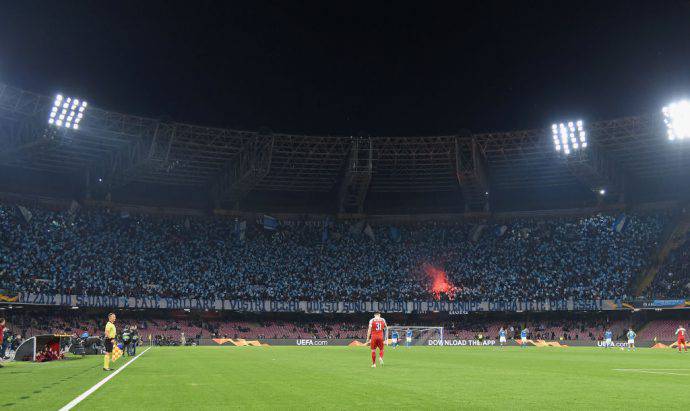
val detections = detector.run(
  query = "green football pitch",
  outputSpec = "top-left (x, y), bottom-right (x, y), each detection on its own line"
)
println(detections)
top-left (3, 346), bottom-right (690, 410)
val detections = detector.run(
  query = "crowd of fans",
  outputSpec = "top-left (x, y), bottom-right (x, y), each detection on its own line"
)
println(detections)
top-left (0, 201), bottom-right (667, 301)
top-left (648, 233), bottom-right (690, 298)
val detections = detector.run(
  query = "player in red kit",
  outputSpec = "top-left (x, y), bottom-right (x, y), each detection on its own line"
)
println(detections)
top-left (676, 325), bottom-right (687, 352)
top-left (365, 312), bottom-right (387, 368)
top-left (0, 318), bottom-right (5, 368)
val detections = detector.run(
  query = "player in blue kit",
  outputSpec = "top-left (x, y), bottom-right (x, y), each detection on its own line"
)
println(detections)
top-left (604, 330), bottom-right (613, 348)
top-left (520, 328), bottom-right (528, 348)
top-left (391, 330), bottom-right (399, 349)
top-left (499, 327), bottom-right (507, 347)
top-left (626, 329), bottom-right (636, 351)
top-left (406, 329), bottom-right (413, 348)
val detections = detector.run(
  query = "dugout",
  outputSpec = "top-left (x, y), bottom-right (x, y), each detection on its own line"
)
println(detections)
top-left (14, 334), bottom-right (74, 361)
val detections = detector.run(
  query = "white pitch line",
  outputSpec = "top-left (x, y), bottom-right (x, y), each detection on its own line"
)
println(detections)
top-left (613, 368), bottom-right (690, 371)
top-left (613, 368), bottom-right (690, 376)
top-left (628, 371), bottom-right (690, 376)
top-left (639, 371), bottom-right (690, 376)
top-left (59, 347), bottom-right (151, 411)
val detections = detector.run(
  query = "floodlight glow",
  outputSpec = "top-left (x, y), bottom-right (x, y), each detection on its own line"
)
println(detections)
top-left (663, 100), bottom-right (690, 140)
top-left (49, 94), bottom-right (88, 129)
top-left (599, 189), bottom-right (606, 195)
top-left (552, 120), bottom-right (586, 154)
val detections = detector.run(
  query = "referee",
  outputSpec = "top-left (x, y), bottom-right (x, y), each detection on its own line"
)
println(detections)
top-left (103, 313), bottom-right (117, 371)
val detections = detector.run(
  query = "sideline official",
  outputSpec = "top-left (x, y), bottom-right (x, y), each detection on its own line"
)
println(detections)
top-left (103, 313), bottom-right (117, 371)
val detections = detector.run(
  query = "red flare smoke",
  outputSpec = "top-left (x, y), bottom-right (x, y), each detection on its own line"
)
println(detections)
top-left (423, 264), bottom-right (455, 300)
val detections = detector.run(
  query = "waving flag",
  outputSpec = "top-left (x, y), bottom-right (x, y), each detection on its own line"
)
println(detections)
top-left (67, 200), bottom-right (80, 223)
top-left (471, 225), bottom-right (486, 242)
top-left (389, 226), bottom-right (401, 243)
top-left (364, 224), bottom-right (375, 241)
top-left (494, 225), bottom-right (508, 237)
top-left (17, 205), bottom-right (33, 223)
top-left (111, 344), bottom-right (123, 362)
top-left (0, 289), bottom-right (18, 302)
top-left (263, 215), bottom-right (279, 230)
top-left (322, 220), bottom-right (329, 243)
top-left (349, 220), bottom-right (365, 235)
top-left (234, 219), bottom-right (247, 242)
top-left (613, 213), bottom-right (627, 233)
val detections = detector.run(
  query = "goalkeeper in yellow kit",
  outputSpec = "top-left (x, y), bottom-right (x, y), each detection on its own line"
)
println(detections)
top-left (103, 313), bottom-right (117, 371)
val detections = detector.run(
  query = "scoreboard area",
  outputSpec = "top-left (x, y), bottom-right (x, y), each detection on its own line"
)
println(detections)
top-left (3, 346), bottom-right (689, 410)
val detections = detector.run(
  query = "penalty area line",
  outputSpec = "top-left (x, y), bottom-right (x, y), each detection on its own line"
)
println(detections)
top-left (59, 347), bottom-right (151, 411)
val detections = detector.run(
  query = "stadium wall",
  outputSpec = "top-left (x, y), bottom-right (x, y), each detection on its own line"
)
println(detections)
top-left (0, 190), bottom-right (679, 221)
top-left (197, 338), bottom-right (667, 347)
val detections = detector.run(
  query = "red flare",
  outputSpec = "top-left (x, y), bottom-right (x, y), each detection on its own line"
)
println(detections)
top-left (423, 264), bottom-right (455, 300)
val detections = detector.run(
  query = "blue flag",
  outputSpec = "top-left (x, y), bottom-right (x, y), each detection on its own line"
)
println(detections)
top-left (322, 220), bottom-right (329, 243)
top-left (263, 215), bottom-right (278, 230)
top-left (613, 213), bottom-right (627, 233)
top-left (494, 225), bottom-right (507, 237)
top-left (389, 226), bottom-right (401, 243)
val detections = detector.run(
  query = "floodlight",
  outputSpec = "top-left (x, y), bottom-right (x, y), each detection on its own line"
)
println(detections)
top-left (599, 189), bottom-right (606, 195)
top-left (49, 94), bottom-right (88, 129)
top-left (663, 100), bottom-right (690, 140)
top-left (552, 120), bottom-right (587, 154)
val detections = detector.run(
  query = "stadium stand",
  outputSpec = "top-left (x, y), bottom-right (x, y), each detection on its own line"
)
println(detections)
top-left (0, 201), bottom-right (666, 301)
top-left (648, 233), bottom-right (690, 298)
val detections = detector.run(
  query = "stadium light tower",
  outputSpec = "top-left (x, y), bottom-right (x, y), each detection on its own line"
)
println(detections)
top-left (663, 100), bottom-right (690, 141)
top-left (551, 120), bottom-right (587, 155)
top-left (48, 94), bottom-right (87, 130)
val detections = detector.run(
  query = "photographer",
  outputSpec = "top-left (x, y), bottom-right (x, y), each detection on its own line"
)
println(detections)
top-left (122, 326), bottom-right (132, 356)
top-left (129, 326), bottom-right (139, 356)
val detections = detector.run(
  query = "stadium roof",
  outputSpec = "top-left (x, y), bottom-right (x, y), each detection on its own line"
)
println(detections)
top-left (1, 82), bottom-right (689, 213)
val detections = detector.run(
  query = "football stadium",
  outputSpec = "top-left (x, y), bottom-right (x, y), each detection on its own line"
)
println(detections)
top-left (2, 2), bottom-right (690, 410)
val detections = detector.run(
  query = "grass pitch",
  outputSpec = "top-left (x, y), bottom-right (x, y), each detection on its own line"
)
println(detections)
top-left (3, 346), bottom-right (690, 410)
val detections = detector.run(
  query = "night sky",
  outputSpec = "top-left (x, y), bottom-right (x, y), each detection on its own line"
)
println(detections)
top-left (2, 1), bottom-right (690, 136)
